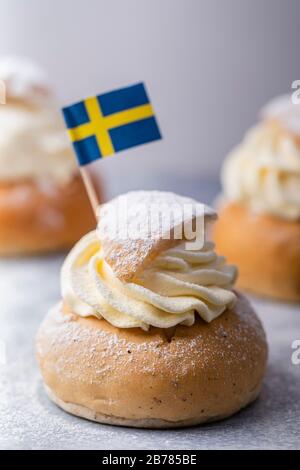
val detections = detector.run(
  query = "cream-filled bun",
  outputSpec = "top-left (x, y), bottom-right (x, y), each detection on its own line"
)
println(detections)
top-left (214, 95), bottom-right (300, 301)
top-left (0, 57), bottom-right (101, 255)
top-left (36, 191), bottom-right (268, 428)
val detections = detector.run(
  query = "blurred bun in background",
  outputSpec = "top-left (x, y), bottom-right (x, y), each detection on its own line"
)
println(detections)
top-left (0, 56), bottom-right (103, 255)
top-left (214, 95), bottom-right (300, 301)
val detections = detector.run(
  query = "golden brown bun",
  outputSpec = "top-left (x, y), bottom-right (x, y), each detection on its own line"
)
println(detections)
top-left (213, 202), bottom-right (300, 302)
top-left (0, 175), bottom-right (102, 256)
top-left (36, 293), bottom-right (267, 428)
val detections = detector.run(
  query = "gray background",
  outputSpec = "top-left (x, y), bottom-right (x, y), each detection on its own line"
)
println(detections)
top-left (0, 0), bottom-right (300, 190)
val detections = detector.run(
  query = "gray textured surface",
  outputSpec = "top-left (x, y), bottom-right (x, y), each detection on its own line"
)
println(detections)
top-left (0, 178), bottom-right (300, 450)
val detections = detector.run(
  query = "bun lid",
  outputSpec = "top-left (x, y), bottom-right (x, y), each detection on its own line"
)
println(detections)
top-left (97, 190), bottom-right (217, 281)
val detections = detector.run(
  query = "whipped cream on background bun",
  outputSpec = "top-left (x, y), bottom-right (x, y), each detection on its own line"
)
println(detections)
top-left (222, 96), bottom-right (300, 220)
top-left (0, 56), bottom-right (76, 184)
top-left (0, 56), bottom-right (50, 105)
top-left (62, 193), bottom-right (237, 330)
top-left (261, 94), bottom-right (300, 136)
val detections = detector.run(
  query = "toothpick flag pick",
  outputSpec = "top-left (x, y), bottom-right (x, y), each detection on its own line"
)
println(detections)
top-left (62, 83), bottom-right (161, 164)
top-left (62, 82), bottom-right (162, 213)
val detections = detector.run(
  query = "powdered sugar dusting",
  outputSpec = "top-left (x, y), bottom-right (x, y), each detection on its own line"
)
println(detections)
top-left (37, 294), bottom-right (266, 384)
top-left (98, 191), bottom-right (217, 281)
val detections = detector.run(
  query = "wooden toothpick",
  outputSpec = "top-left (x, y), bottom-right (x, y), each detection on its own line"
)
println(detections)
top-left (80, 167), bottom-right (100, 217)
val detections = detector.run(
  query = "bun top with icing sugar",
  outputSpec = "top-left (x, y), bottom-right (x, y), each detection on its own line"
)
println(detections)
top-left (97, 191), bottom-right (217, 282)
top-left (61, 191), bottom-right (237, 330)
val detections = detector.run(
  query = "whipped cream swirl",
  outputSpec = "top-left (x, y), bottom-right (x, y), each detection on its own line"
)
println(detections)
top-left (62, 231), bottom-right (237, 330)
top-left (222, 121), bottom-right (300, 220)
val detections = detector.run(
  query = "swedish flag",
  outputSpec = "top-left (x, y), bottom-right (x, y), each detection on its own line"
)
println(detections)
top-left (62, 83), bottom-right (162, 166)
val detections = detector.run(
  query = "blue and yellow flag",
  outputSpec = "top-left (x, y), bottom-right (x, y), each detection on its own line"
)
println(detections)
top-left (62, 83), bottom-right (162, 166)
